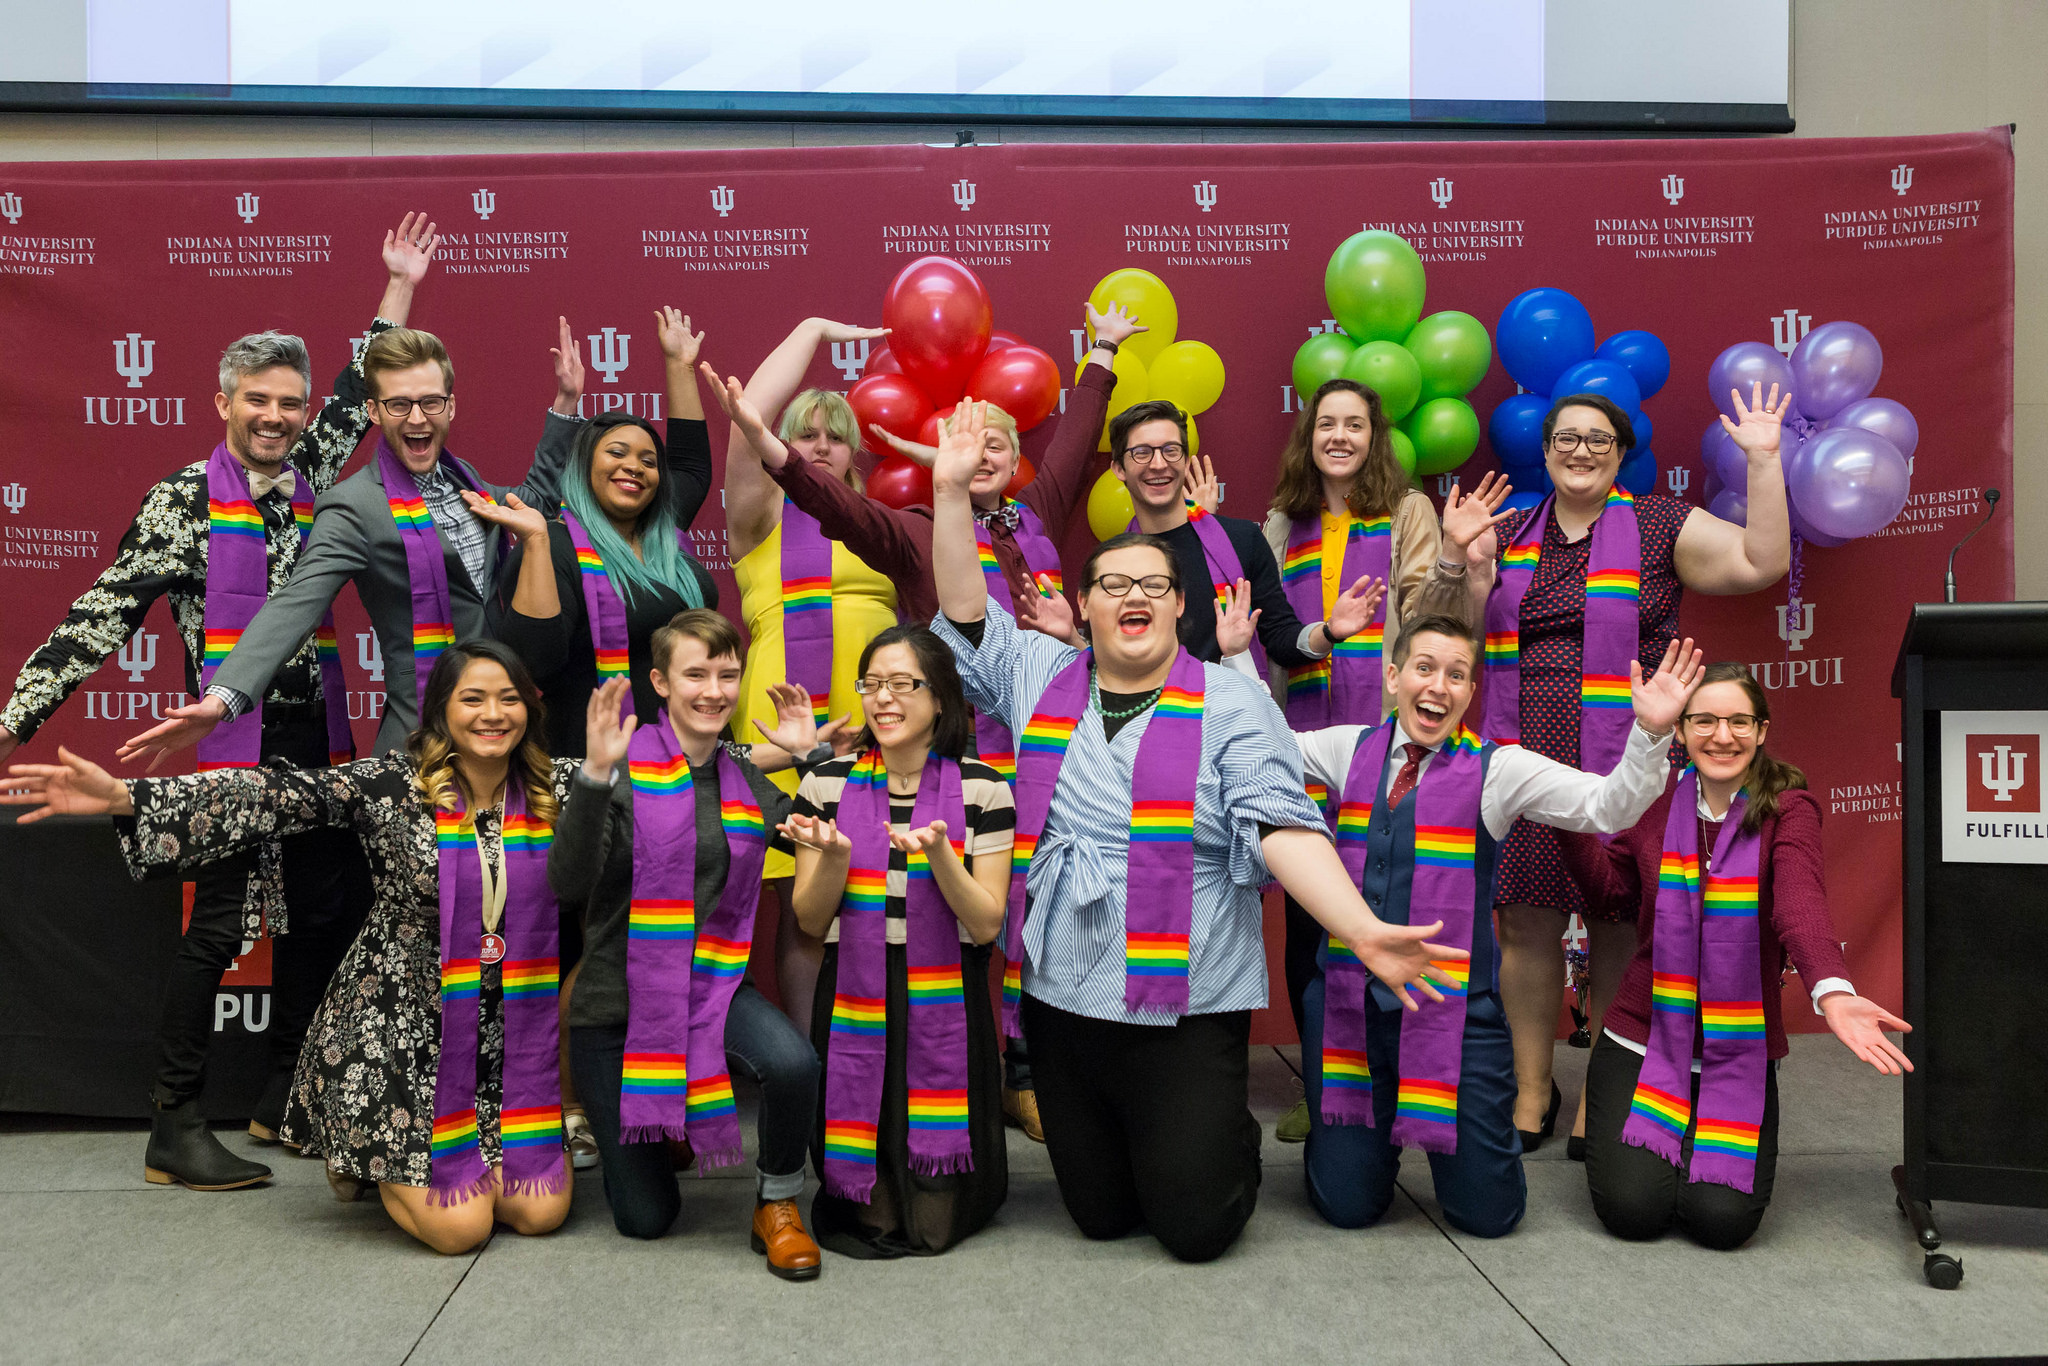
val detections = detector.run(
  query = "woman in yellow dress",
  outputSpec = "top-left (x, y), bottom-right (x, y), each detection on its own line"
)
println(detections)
top-left (716, 318), bottom-right (897, 1031)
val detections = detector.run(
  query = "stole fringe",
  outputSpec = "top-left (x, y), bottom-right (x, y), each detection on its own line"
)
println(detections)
top-left (1618, 1125), bottom-right (1684, 1170)
top-left (823, 1174), bottom-right (877, 1204)
top-left (690, 1146), bottom-right (747, 1174)
top-left (427, 1170), bottom-right (497, 1208)
top-left (617, 1123), bottom-right (691, 1147)
top-left (906, 1150), bottom-right (974, 1178)
top-left (499, 1165), bottom-right (571, 1200)
top-left (1404, 1129), bottom-right (1459, 1157)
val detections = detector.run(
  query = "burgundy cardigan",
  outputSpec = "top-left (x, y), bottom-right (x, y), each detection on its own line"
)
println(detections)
top-left (766, 363), bottom-right (1116, 624)
top-left (1563, 787), bottom-right (1850, 1060)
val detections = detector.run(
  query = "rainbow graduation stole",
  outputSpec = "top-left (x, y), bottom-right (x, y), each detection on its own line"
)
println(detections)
top-left (1481, 486), bottom-right (1641, 773)
top-left (1010, 646), bottom-right (1205, 1035)
top-left (1281, 510), bottom-right (1393, 732)
top-left (972, 501), bottom-right (1066, 784)
top-left (431, 779), bottom-right (564, 1202)
top-left (779, 501), bottom-right (836, 725)
top-left (196, 443), bottom-right (353, 773)
top-left (377, 438), bottom-right (492, 714)
top-left (619, 720), bottom-right (767, 1165)
top-left (1322, 722), bottom-right (1486, 1155)
top-left (1130, 500), bottom-right (1263, 673)
top-left (561, 511), bottom-right (698, 722)
top-left (821, 750), bottom-right (974, 1201)
top-left (1622, 768), bottom-right (1769, 1193)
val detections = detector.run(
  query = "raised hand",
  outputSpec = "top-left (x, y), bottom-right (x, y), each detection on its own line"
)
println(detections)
top-left (868, 423), bottom-right (940, 470)
top-left (1327, 575), bottom-right (1387, 644)
top-left (931, 400), bottom-right (989, 495)
top-left (584, 678), bottom-right (638, 779)
top-left (118, 696), bottom-right (227, 770)
top-left (1014, 574), bottom-right (1078, 645)
top-left (1213, 578), bottom-right (1262, 658)
top-left (752, 682), bottom-right (835, 755)
top-left (1629, 636), bottom-right (1704, 737)
top-left (1819, 991), bottom-right (1914, 1076)
top-left (382, 211), bottom-right (439, 284)
top-left (1442, 471), bottom-right (1517, 556)
top-left (699, 364), bottom-right (784, 461)
top-left (1186, 453), bottom-right (1221, 514)
top-left (888, 818), bottom-right (952, 859)
top-left (1086, 300), bottom-right (1147, 348)
top-left (655, 307), bottom-right (704, 367)
top-left (1, 746), bottom-right (133, 823)
top-left (817, 320), bottom-right (891, 345)
top-left (552, 316), bottom-right (585, 411)
top-left (1721, 380), bottom-right (1791, 458)
top-left (1342, 919), bottom-right (1469, 1012)
top-left (462, 490), bottom-right (548, 543)
top-left (778, 813), bottom-right (851, 858)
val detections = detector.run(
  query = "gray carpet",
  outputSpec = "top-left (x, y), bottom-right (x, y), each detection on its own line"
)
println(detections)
top-left (4, 1035), bottom-right (2043, 1366)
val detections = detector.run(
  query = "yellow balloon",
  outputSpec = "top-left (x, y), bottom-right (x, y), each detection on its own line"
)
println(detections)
top-left (1186, 411), bottom-right (1200, 457)
top-left (1087, 467), bottom-right (1135, 541)
top-left (1146, 340), bottom-right (1226, 416)
top-left (1087, 268), bottom-right (1179, 367)
top-left (1079, 348), bottom-right (1150, 452)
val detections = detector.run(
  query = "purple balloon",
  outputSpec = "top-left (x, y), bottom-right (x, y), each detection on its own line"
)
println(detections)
top-left (1551, 358), bottom-right (1642, 412)
top-left (1707, 342), bottom-right (1794, 421)
top-left (1707, 487), bottom-right (1749, 527)
top-left (1829, 396), bottom-right (1918, 461)
top-left (1788, 498), bottom-right (1850, 548)
top-left (1789, 321), bottom-right (1883, 421)
top-left (1701, 419), bottom-right (1751, 489)
top-left (1702, 462), bottom-right (1724, 505)
top-left (1787, 425), bottom-right (1910, 541)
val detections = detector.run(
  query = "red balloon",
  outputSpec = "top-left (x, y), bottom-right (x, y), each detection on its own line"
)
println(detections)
top-left (864, 342), bottom-right (902, 376)
top-left (985, 330), bottom-right (1027, 353)
top-left (867, 454), bottom-right (933, 510)
top-left (966, 344), bottom-right (1062, 432)
top-left (847, 373), bottom-right (935, 445)
top-left (916, 404), bottom-right (959, 448)
top-left (881, 256), bottom-right (992, 407)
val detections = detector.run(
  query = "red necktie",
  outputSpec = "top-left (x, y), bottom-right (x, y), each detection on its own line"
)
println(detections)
top-left (1385, 742), bottom-right (1430, 809)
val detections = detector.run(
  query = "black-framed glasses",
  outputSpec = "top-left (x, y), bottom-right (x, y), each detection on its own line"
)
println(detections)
top-left (1682, 712), bottom-right (1759, 737)
top-left (1120, 442), bottom-right (1187, 467)
top-left (372, 395), bottom-right (451, 418)
top-left (854, 675), bottom-right (930, 697)
top-left (1549, 430), bottom-right (1616, 455)
top-left (1088, 573), bottom-right (1177, 599)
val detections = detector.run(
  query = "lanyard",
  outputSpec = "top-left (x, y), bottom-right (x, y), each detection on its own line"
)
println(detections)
top-left (468, 808), bottom-right (508, 934)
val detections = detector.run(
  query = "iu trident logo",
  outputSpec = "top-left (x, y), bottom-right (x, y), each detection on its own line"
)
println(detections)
top-left (118, 631), bottom-right (158, 682)
top-left (1891, 164), bottom-right (1915, 196)
top-left (1429, 178), bottom-right (1453, 209)
top-left (2, 481), bottom-right (25, 514)
top-left (1772, 307), bottom-right (1813, 358)
top-left (114, 333), bottom-right (155, 389)
top-left (588, 327), bottom-right (631, 384)
top-left (235, 192), bottom-right (260, 223)
top-left (711, 185), bottom-right (735, 217)
top-left (1967, 734), bottom-right (2038, 810)
top-left (1661, 175), bottom-right (1685, 206)
top-left (830, 339), bottom-right (870, 382)
top-left (472, 188), bottom-right (496, 220)
top-left (952, 179), bottom-right (976, 212)
top-left (358, 632), bottom-right (385, 682)
top-left (1194, 180), bottom-right (1218, 213)
top-left (0, 192), bottom-right (20, 225)
top-left (1776, 602), bottom-right (1815, 652)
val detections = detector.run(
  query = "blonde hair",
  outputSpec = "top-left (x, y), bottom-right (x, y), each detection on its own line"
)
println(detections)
top-left (778, 388), bottom-right (865, 492)
top-left (940, 401), bottom-right (1019, 452)
top-left (362, 326), bottom-right (454, 397)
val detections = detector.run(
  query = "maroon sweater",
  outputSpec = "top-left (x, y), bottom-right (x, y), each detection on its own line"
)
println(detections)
top-left (1563, 787), bottom-right (1849, 1060)
top-left (767, 363), bottom-right (1116, 624)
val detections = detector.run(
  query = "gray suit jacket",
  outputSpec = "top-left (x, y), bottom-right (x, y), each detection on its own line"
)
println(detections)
top-left (212, 411), bottom-right (581, 753)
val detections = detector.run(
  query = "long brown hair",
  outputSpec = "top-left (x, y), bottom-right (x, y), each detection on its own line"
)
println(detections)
top-left (406, 640), bottom-right (559, 823)
top-left (1690, 662), bottom-right (1803, 832)
top-left (1271, 379), bottom-right (1409, 522)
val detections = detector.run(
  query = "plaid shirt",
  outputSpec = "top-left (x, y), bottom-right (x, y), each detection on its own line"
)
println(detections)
top-left (410, 459), bottom-right (490, 596)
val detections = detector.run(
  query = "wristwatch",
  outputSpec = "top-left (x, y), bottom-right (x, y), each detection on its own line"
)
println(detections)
top-left (1092, 337), bottom-right (1119, 356)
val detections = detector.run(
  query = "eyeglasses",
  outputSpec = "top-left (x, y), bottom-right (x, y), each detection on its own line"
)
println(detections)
top-left (1120, 443), bottom-right (1187, 467)
top-left (1549, 430), bottom-right (1616, 455)
top-left (1681, 712), bottom-right (1760, 737)
top-left (1088, 573), bottom-right (1177, 599)
top-left (372, 395), bottom-right (451, 418)
top-left (854, 675), bottom-right (930, 697)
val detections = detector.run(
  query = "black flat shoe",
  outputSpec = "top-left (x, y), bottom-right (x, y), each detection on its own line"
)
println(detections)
top-left (1517, 1081), bottom-right (1563, 1154)
top-left (1566, 1135), bottom-right (1587, 1162)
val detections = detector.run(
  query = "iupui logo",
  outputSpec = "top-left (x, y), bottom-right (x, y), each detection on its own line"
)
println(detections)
top-left (0, 192), bottom-right (21, 225)
top-left (472, 188), bottom-right (496, 220)
top-left (711, 185), bottom-right (735, 217)
top-left (2, 481), bottom-right (24, 515)
top-left (1661, 174), bottom-right (1685, 205)
top-left (1666, 466), bottom-right (1691, 499)
top-left (1194, 180), bottom-right (1218, 213)
top-left (952, 179), bottom-right (976, 212)
top-left (1776, 601), bottom-right (1815, 652)
top-left (235, 192), bottom-right (260, 224)
top-left (830, 338), bottom-right (870, 382)
top-left (118, 631), bottom-right (158, 682)
top-left (357, 631), bottom-right (385, 683)
top-left (1891, 163), bottom-right (1915, 196)
top-left (1771, 307), bottom-right (1813, 358)
top-left (1967, 734), bottom-right (2039, 812)
top-left (114, 332), bottom-right (155, 388)
top-left (1430, 177), bottom-right (1453, 209)
top-left (588, 327), bottom-right (630, 384)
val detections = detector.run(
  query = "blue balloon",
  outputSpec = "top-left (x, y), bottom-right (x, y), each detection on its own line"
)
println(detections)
top-left (1501, 489), bottom-right (1548, 512)
top-left (1618, 446), bottom-right (1658, 496)
top-left (1625, 408), bottom-right (1653, 454)
top-left (1487, 393), bottom-right (1549, 469)
top-left (1594, 330), bottom-right (1672, 401)
top-left (1551, 359), bottom-right (1643, 413)
top-left (1495, 288), bottom-right (1596, 395)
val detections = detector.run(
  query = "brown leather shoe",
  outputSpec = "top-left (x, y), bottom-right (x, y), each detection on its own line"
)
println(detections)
top-left (750, 1199), bottom-right (821, 1281)
top-left (1003, 1085), bottom-right (1045, 1143)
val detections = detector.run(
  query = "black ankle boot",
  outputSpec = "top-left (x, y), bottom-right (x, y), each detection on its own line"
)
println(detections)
top-left (248, 1072), bottom-right (292, 1144)
top-left (144, 1096), bottom-right (272, 1190)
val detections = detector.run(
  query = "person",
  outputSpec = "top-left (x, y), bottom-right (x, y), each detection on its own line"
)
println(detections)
top-left (779, 624), bottom-right (1014, 1257)
top-left (1561, 662), bottom-right (1911, 1249)
top-left (926, 402), bottom-right (1463, 1263)
top-left (1423, 381), bottom-right (1792, 1153)
top-left (714, 318), bottom-right (897, 1036)
top-left (4, 641), bottom-right (582, 1254)
top-left (1260, 377), bottom-right (1445, 1143)
top-left (118, 319), bottom-right (590, 762)
top-left (1291, 614), bottom-right (1696, 1237)
top-left (0, 215), bottom-right (437, 1188)
top-left (549, 614), bottom-right (832, 1277)
top-left (702, 299), bottom-right (1147, 1145)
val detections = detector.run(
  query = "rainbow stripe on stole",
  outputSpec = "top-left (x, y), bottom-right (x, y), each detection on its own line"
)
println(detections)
top-left (621, 1052), bottom-right (687, 1096)
top-left (501, 814), bottom-right (553, 852)
top-left (1581, 673), bottom-right (1632, 710)
top-left (907, 964), bottom-right (965, 1005)
top-left (439, 958), bottom-right (482, 1003)
top-left (907, 1088), bottom-right (970, 1134)
top-left (498, 1105), bottom-right (563, 1152)
top-left (630, 754), bottom-right (692, 796)
top-left (823, 1120), bottom-right (878, 1160)
top-left (1701, 1000), bottom-right (1766, 1040)
top-left (1649, 972), bottom-right (1699, 1014)
top-left (693, 936), bottom-right (749, 978)
top-left (1396, 1078), bottom-right (1459, 1124)
top-left (829, 993), bottom-right (886, 1037)
top-left (719, 798), bottom-right (765, 840)
top-left (1628, 1082), bottom-right (1692, 1138)
top-left (685, 1074), bottom-right (738, 1120)
top-left (575, 545), bottom-right (628, 679)
top-left (201, 628), bottom-right (242, 665)
top-left (629, 898), bottom-right (694, 940)
top-left (1018, 712), bottom-right (1077, 756)
top-left (208, 497), bottom-right (266, 540)
top-left (1704, 875), bottom-right (1760, 918)
top-left (430, 1108), bottom-right (479, 1158)
top-left (1693, 1118), bottom-right (1762, 1157)
top-left (500, 959), bottom-right (559, 1000)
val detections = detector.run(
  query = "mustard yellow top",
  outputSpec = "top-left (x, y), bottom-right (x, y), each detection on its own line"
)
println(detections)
top-left (1319, 509), bottom-right (1349, 616)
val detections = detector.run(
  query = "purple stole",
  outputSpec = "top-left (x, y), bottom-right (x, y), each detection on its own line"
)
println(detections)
top-left (430, 781), bottom-right (564, 1202)
top-left (620, 723), bottom-right (767, 1165)
top-left (972, 500), bottom-right (1064, 785)
top-left (196, 444), bottom-right (353, 772)
top-left (822, 751), bottom-right (974, 1201)
top-left (779, 501), bottom-right (836, 726)
top-left (561, 510), bottom-right (691, 721)
top-left (1322, 723), bottom-right (1485, 1155)
top-left (1280, 510), bottom-right (1393, 730)
top-left (378, 440), bottom-right (498, 713)
top-left (1483, 487), bottom-right (1641, 773)
top-left (1008, 650), bottom-right (1206, 1034)
top-left (1129, 502), bottom-right (1264, 673)
top-left (1621, 769), bottom-right (1768, 1193)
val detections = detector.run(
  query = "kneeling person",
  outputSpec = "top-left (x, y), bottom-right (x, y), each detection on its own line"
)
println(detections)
top-left (1293, 615), bottom-right (1697, 1237)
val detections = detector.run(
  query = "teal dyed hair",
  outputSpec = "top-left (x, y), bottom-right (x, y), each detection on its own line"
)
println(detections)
top-left (560, 415), bottom-right (705, 610)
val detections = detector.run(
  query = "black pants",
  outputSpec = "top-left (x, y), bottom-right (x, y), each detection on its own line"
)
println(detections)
top-left (154, 709), bottom-right (367, 1107)
top-left (1022, 993), bottom-right (1261, 1263)
top-left (1582, 1033), bottom-right (1780, 1250)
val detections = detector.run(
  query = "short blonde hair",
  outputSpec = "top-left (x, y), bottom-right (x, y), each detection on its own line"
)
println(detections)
top-left (778, 389), bottom-right (864, 491)
top-left (362, 327), bottom-right (454, 397)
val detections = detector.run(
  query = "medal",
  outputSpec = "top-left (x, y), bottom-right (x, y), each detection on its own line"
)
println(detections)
top-left (479, 932), bottom-right (506, 966)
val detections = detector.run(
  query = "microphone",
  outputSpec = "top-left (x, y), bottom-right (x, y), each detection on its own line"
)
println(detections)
top-left (1945, 487), bottom-right (2001, 603)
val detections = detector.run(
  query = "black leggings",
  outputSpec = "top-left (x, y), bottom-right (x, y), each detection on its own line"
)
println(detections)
top-left (1582, 1033), bottom-right (1780, 1250)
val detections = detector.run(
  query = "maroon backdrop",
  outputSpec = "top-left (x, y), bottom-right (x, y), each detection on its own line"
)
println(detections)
top-left (0, 129), bottom-right (2013, 1042)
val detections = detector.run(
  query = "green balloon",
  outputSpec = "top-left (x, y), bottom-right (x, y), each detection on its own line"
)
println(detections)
top-left (1388, 427), bottom-right (1418, 479)
top-left (1324, 230), bottom-right (1426, 344)
top-left (1291, 331), bottom-right (1357, 400)
top-left (1404, 310), bottom-right (1493, 402)
top-left (1403, 397), bottom-right (1480, 476)
top-left (1339, 340), bottom-right (1422, 422)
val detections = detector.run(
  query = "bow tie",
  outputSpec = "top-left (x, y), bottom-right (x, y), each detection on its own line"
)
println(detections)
top-left (247, 468), bottom-right (297, 501)
top-left (976, 503), bottom-right (1020, 531)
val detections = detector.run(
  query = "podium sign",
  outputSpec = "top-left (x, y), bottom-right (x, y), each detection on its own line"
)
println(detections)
top-left (1939, 710), bottom-right (2048, 863)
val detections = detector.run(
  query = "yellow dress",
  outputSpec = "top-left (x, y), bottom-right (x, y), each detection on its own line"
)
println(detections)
top-left (734, 520), bottom-right (898, 877)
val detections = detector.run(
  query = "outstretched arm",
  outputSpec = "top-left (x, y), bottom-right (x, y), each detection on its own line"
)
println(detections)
top-left (1675, 381), bottom-right (1792, 594)
top-left (1264, 826), bottom-right (1465, 1011)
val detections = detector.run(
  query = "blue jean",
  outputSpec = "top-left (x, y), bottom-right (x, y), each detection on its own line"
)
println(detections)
top-left (1301, 977), bottom-right (1526, 1238)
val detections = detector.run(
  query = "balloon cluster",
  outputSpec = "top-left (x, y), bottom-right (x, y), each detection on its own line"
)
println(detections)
top-left (1288, 231), bottom-right (1493, 478)
top-left (1701, 323), bottom-right (1912, 545)
top-left (1487, 289), bottom-right (1671, 510)
top-left (848, 256), bottom-right (1065, 509)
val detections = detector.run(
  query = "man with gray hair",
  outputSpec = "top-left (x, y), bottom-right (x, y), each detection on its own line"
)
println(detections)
top-left (0, 215), bottom-right (438, 1191)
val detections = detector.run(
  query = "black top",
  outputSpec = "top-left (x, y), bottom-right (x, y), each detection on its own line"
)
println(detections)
top-left (1151, 513), bottom-right (1318, 666)
top-left (491, 417), bottom-right (718, 757)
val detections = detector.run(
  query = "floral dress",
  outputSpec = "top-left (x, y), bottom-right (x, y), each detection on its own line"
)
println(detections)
top-left (118, 751), bottom-right (578, 1186)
